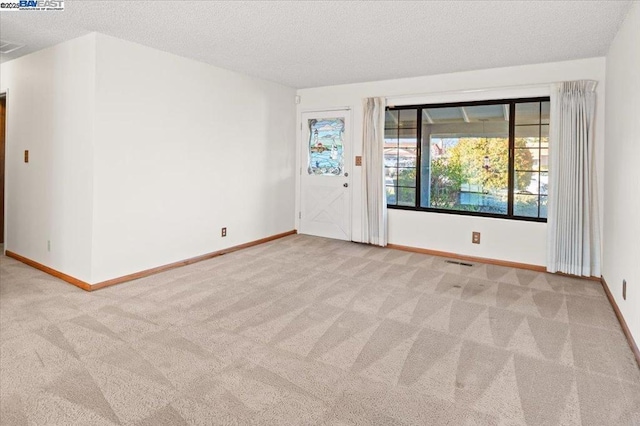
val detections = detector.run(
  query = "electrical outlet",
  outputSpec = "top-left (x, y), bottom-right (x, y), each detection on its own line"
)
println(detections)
top-left (472, 232), bottom-right (481, 244)
top-left (221, 227), bottom-right (227, 237)
top-left (47, 240), bottom-right (50, 252)
top-left (623, 279), bottom-right (626, 300)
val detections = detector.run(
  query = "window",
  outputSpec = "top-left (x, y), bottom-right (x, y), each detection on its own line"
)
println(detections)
top-left (385, 98), bottom-right (549, 221)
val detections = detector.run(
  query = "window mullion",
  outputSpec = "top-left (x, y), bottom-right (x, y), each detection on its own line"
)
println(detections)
top-left (508, 103), bottom-right (516, 217)
top-left (538, 101), bottom-right (542, 218)
top-left (415, 109), bottom-right (421, 208)
top-left (395, 116), bottom-right (399, 206)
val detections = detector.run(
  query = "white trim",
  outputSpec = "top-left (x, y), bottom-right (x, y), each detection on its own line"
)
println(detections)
top-left (386, 84), bottom-right (552, 107)
top-left (299, 106), bottom-right (352, 113)
top-left (0, 89), bottom-right (7, 252)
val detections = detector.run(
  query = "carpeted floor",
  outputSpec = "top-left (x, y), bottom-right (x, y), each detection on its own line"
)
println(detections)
top-left (1, 235), bottom-right (639, 425)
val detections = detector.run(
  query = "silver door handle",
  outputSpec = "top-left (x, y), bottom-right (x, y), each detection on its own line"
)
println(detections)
top-left (343, 183), bottom-right (349, 188)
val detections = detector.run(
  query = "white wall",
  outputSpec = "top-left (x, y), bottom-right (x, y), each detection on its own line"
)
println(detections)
top-left (297, 58), bottom-right (606, 266)
top-left (90, 34), bottom-right (296, 283)
top-left (603, 2), bottom-right (640, 344)
top-left (0, 34), bottom-right (96, 282)
top-left (1, 32), bottom-right (296, 285)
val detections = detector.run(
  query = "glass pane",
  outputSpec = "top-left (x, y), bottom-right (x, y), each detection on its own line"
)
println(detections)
top-left (385, 149), bottom-right (418, 168)
top-left (427, 145), bottom-right (460, 208)
top-left (540, 149), bottom-right (549, 171)
top-left (458, 190), bottom-right (508, 214)
top-left (397, 168), bottom-right (416, 187)
top-left (425, 107), bottom-right (465, 123)
top-left (398, 187), bottom-right (416, 207)
top-left (384, 148), bottom-right (399, 168)
top-left (399, 109), bottom-right (417, 128)
top-left (464, 104), bottom-right (507, 122)
top-left (307, 117), bottom-right (344, 176)
top-left (540, 172), bottom-right (549, 195)
top-left (541, 102), bottom-right (550, 125)
top-left (398, 149), bottom-right (417, 168)
top-left (424, 130), bottom-right (509, 214)
top-left (384, 128), bottom-right (398, 141)
top-left (514, 170), bottom-right (538, 194)
top-left (541, 125), bottom-right (549, 147)
top-left (514, 194), bottom-right (540, 217)
top-left (384, 168), bottom-right (397, 187)
top-left (516, 102), bottom-right (541, 125)
top-left (515, 124), bottom-right (539, 140)
top-left (539, 195), bottom-right (548, 218)
top-left (386, 186), bottom-right (397, 205)
top-left (515, 148), bottom-right (539, 171)
top-left (515, 137), bottom-right (540, 151)
top-left (398, 127), bottom-right (418, 147)
top-left (385, 110), bottom-right (398, 129)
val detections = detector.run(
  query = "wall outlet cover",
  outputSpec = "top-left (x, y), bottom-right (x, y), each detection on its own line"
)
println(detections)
top-left (472, 232), bottom-right (481, 244)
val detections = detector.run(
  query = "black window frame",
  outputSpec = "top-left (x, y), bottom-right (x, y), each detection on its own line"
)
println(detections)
top-left (385, 97), bottom-right (550, 223)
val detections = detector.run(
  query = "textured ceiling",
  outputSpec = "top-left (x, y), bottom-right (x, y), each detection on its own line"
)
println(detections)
top-left (0, 1), bottom-right (633, 88)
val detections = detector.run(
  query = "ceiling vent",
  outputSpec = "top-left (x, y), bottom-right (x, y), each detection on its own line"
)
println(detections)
top-left (0, 40), bottom-right (25, 54)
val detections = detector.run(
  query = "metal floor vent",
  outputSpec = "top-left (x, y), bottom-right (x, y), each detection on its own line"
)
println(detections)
top-left (445, 260), bottom-right (474, 267)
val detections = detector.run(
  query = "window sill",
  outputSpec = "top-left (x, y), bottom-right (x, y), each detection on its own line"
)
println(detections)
top-left (386, 204), bottom-right (547, 223)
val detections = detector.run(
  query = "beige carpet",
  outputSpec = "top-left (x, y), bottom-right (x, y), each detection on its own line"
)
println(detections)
top-left (1, 235), bottom-right (639, 425)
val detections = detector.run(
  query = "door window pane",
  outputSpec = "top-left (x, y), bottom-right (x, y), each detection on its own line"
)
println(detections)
top-left (307, 118), bottom-right (345, 176)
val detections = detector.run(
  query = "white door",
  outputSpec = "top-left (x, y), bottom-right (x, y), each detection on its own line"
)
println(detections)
top-left (299, 110), bottom-right (351, 241)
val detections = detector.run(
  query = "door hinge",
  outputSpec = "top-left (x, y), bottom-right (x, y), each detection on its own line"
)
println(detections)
top-left (298, 212), bottom-right (301, 219)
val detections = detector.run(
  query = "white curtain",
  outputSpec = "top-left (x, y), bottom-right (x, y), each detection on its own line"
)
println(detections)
top-left (361, 97), bottom-right (387, 246)
top-left (547, 80), bottom-right (600, 277)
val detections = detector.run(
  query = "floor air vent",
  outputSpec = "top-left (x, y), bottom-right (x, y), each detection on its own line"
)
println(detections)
top-left (445, 260), bottom-right (474, 267)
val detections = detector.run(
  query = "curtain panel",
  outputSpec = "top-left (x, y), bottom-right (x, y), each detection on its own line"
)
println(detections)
top-left (361, 97), bottom-right (387, 246)
top-left (547, 80), bottom-right (600, 277)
